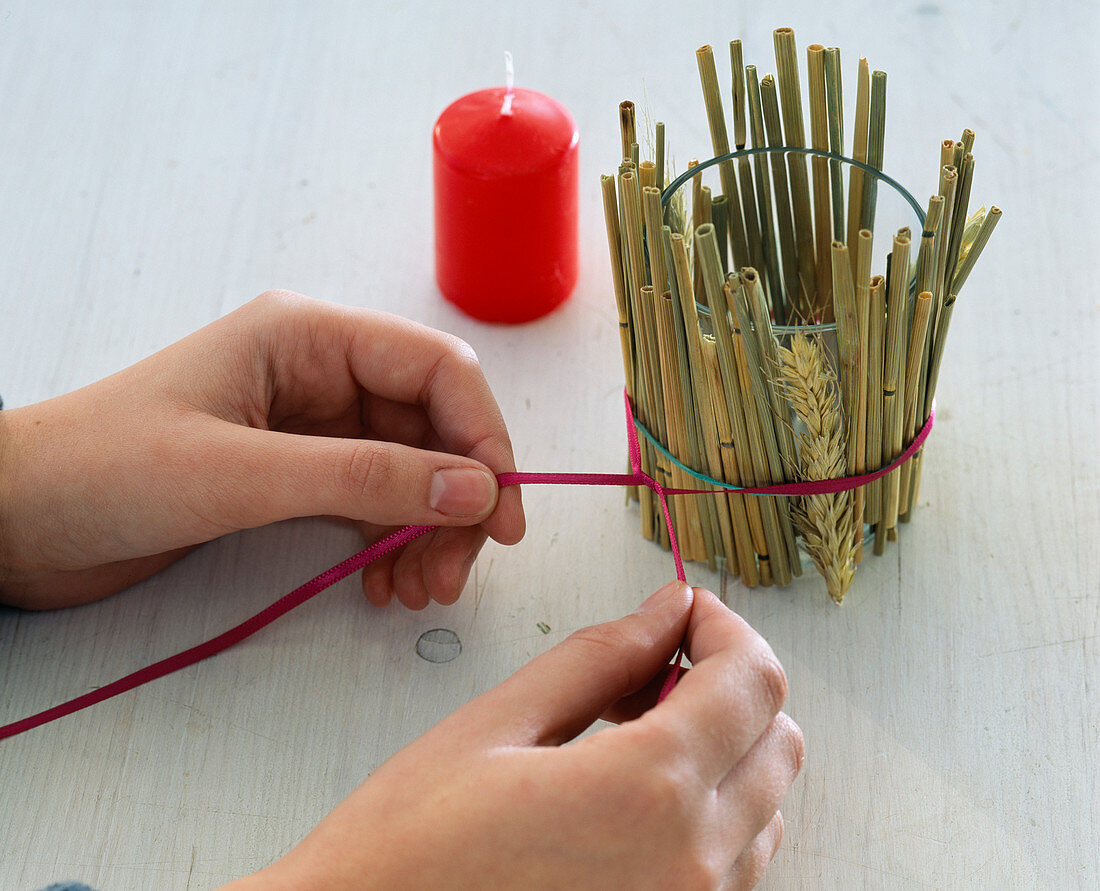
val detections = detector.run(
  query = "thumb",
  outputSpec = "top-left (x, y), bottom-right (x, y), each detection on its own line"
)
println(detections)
top-left (203, 423), bottom-right (500, 529)
top-left (462, 581), bottom-right (694, 747)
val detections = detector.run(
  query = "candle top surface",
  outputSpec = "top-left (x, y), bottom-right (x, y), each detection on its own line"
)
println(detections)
top-left (434, 87), bottom-right (578, 178)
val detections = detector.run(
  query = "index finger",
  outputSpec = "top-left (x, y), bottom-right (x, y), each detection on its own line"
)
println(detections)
top-left (350, 310), bottom-right (524, 545)
top-left (628, 588), bottom-right (789, 786)
top-left (275, 297), bottom-right (525, 545)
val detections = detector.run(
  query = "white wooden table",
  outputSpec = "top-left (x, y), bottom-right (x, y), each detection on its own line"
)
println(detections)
top-left (1, 2), bottom-right (1096, 888)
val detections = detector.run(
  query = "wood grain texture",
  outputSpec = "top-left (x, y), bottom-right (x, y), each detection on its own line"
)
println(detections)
top-left (1, 1), bottom-right (1096, 887)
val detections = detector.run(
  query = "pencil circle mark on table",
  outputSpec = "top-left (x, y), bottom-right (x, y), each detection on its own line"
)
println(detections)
top-left (416, 629), bottom-right (462, 663)
top-left (0, 388), bottom-right (933, 740)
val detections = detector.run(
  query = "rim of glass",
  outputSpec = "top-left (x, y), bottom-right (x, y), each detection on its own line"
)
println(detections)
top-left (657, 146), bottom-right (927, 334)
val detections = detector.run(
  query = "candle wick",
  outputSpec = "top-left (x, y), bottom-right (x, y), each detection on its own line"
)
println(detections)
top-left (501, 50), bottom-right (514, 116)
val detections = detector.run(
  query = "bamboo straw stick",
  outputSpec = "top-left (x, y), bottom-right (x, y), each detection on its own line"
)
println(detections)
top-left (906, 173), bottom-right (968, 521)
top-left (655, 122), bottom-right (666, 190)
top-left (852, 229), bottom-right (873, 559)
top-left (712, 194), bottom-right (730, 275)
top-left (729, 298), bottom-right (794, 585)
top-left (910, 280), bottom-right (960, 523)
top-left (641, 284), bottom-right (676, 551)
top-left (730, 40), bottom-right (765, 277)
top-left (846, 58), bottom-right (870, 262)
top-left (744, 270), bottom-right (800, 480)
top-left (960, 127), bottom-right (975, 156)
top-left (915, 195), bottom-right (945, 295)
top-left (616, 164), bottom-right (639, 371)
top-left (619, 101), bottom-right (636, 162)
top-left (897, 291), bottom-right (933, 516)
top-left (700, 185), bottom-right (713, 229)
top-left (652, 286), bottom-right (708, 561)
top-left (639, 159), bottom-right (657, 191)
top-left (602, 174), bottom-right (641, 510)
top-left (642, 187), bottom-right (669, 307)
top-left (761, 74), bottom-right (799, 322)
top-left (702, 336), bottom-right (766, 585)
top-left (718, 263), bottom-right (800, 584)
top-left (697, 44), bottom-right (751, 268)
top-left (923, 291), bottom-right (958, 422)
top-left (737, 152), bottom-right (764, 282)
top-left (619, 171), bottom-right (652, 371)
top-left (662, 257), bottom-right (727, 571)
top-left (739, 269), bottom-right (803, 578)
top-left (601, 175), bottom-right (636, 405)
top-left (690, 159), bottom-right (706, 304)
top-left (944, 152), bottom-right (974, 296)
top-left (666, 229), bottom-right (749, 579)
top-left (831, 242), bottom-right (861, 481)
top-left (939, 138), bottom-right (955, 172)
top-left (617, 159), bottom-right (636, 311)
top-left (932, 167), bottom-right (957, 294)
top-left (951, 205), bottom-right (1001, 294)
top-left (909, 194), bottom-right (945, 437)
top-left (864, 273), bottom-right (886, 525)
top-left (881, 230), bottom-right (910, 546)
top-left (774, 27), bottom-right (817, 319)
top-left (908, 279), bottom-right (968, 517)
top-left (956, 206), bottom-right (988, 265)
top-left (831, 241), bottom-right (863, 562)
top-left (620, 170), bottom-right (663, 543)
top-left (698, 239), bottom-right (788, 585)
top-left (808, 45), bottom-right (833, 315)
top-left (730, 39), bottom-right (748, 149)
top-left (878, 232), bottom-right (911, 544)
top-left (824, 47), bottom-right (845, 239)
top-left (930, 166), bottom-right (958, 368)
top-left (861, 70), bottom-right (887, 232)
top-left (645, 185), bottom-right (713, 563)
top-left (747, 66), bottom-right (784, 317)
top-left (701, 319), bottom-right (772, 584)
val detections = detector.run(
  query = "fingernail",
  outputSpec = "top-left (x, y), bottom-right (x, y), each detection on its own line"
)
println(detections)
top-left (430, 467), bottom-right (497, 518)
top-left (636, 580), bottom-right (689, 613)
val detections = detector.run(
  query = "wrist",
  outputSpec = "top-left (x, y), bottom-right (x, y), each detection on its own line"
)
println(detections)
top-left (225, 820), bottom-right (413, 891)
top-left (220, 863), bottom-right (302, 891)
top-left (221, 853), bottom-right (370, 891)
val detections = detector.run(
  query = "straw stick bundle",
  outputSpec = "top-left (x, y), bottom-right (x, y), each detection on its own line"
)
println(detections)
top-left (601, 29), bottom-right (1001, 600)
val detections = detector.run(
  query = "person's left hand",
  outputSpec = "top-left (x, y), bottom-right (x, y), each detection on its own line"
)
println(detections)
top-left (0, 291), bottom-right (525, 609)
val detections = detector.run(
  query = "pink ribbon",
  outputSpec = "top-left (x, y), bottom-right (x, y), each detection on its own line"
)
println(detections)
top-left (0, 391), bottom-right (934, 740)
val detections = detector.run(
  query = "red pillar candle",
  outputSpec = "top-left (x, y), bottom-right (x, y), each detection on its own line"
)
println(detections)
top-left (433, 81), bottom-right (579, 323)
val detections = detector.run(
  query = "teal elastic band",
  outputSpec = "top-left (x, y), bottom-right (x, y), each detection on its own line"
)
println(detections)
top-left (661, 146), bottom-right (926, 227)
top-left (632, 416), bottom-right (790, 495)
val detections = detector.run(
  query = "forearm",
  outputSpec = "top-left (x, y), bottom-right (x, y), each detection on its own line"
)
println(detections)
top-left (0, 396), bottom-right (196, 610)
top-left (0, 405), bottom-right (36, 604)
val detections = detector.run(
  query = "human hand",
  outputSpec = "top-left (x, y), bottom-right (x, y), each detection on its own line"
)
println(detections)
top-left (0, 291), bottom-right (524, 609)
top-left (228, 583), bottom-right (803, 890)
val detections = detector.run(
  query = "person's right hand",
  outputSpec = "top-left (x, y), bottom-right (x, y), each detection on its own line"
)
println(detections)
top-left (226, 582), bottom-right (804, 890)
